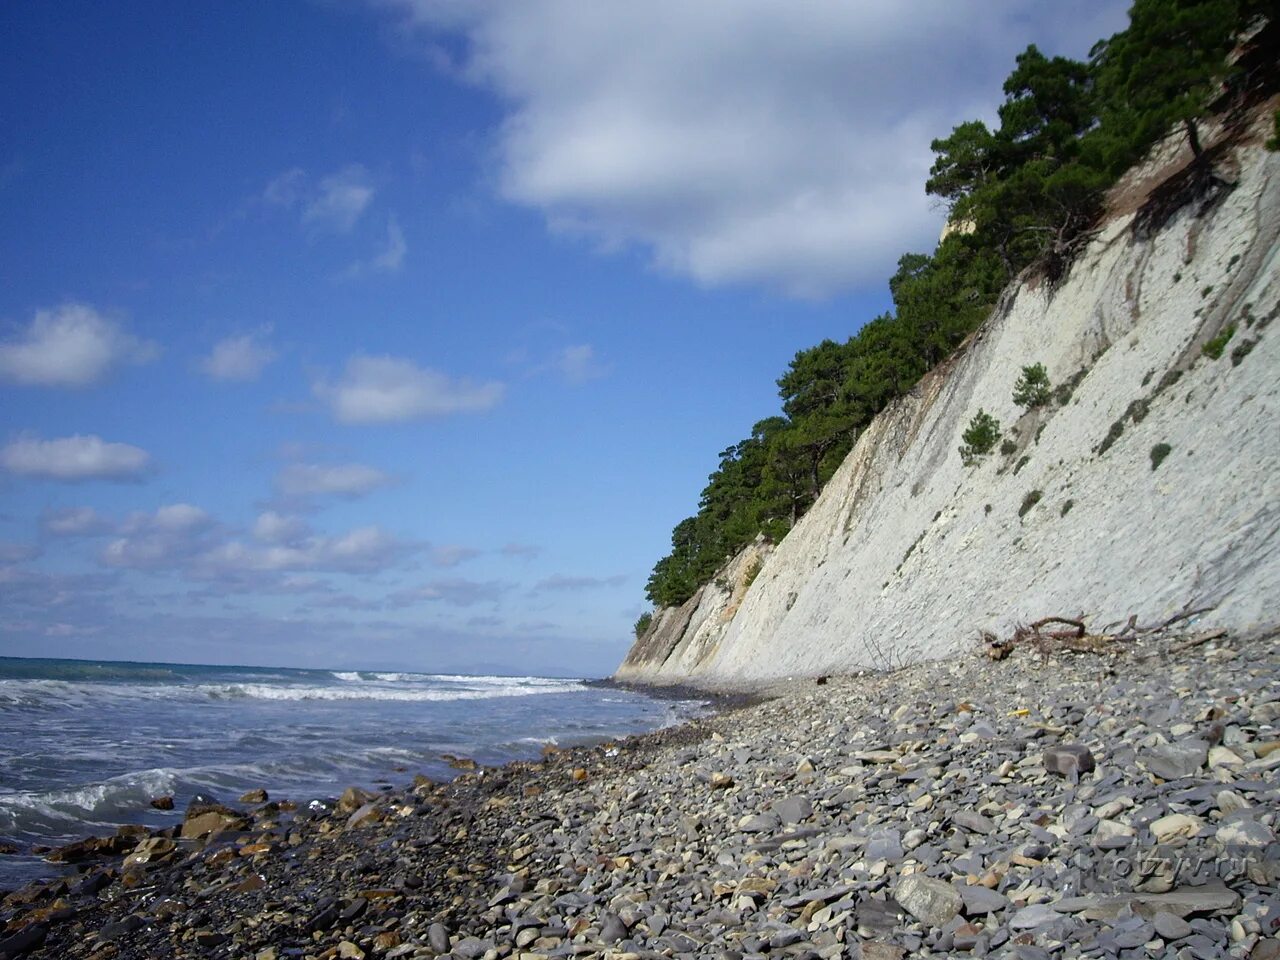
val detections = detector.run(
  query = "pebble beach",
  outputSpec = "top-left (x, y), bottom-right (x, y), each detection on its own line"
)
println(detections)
top-left (3, 625), bottom-right (1278, 960)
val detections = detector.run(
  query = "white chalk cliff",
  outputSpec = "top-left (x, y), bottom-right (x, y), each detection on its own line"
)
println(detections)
top-left (618, 115), bottom-right (1280, 686)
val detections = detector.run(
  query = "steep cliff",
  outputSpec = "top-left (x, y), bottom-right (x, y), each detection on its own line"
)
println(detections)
top-left (618, 115), bottom-right (1280, 686)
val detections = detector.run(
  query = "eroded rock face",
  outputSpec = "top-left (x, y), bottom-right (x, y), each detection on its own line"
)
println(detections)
top-left (618, 127), bottom-right (1280, 685)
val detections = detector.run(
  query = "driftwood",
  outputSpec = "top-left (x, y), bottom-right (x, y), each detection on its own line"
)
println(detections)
top-left (984, 603), bottom-right (1223, 662)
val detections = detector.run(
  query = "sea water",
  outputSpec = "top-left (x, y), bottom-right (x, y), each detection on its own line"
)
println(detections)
top-left (0, 656), bottom-right (701, 888)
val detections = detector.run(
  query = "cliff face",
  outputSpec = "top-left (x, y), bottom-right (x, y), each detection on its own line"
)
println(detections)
top-left (618, 123), bottom-right (1280, 686)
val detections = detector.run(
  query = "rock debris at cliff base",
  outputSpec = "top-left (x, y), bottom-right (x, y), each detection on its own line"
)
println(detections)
top-left (5, 626), bottom-right (1279, 960)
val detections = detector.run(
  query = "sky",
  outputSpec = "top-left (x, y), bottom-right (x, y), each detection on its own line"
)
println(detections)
top-left (0, 1), bottom-right (1130, 677)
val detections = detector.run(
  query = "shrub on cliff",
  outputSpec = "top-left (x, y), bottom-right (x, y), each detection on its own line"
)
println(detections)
top-left (960, 410), bottom-right (1002, 466)
top-left (1013, 363), bottom-right (1052, 408)
top-left (633, 612), bottom-right (653, 639)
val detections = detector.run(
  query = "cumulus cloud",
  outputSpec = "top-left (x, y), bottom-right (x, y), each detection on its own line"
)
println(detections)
top-left (263, 168), bottom-right (307, 208)
top-left (534, 573), bottom-right (626, 592)
top-left (431, 544), bottom-right (482, 568)
top-left (42, 506), bottom-right (113, 537)
top-left (99, 510), bottom-right (413, 578)
top-left (0, 303), bottom-right (158, 387)
top-left (252, 511), bottom-right (312, 545)
top-left (0, 541), bottom-right (39, 564)
top-left (371, 216), bottom-right (407, 272)
top-left (340, 216), bottom-right (408, 279)
top-left (313, 355), bottom-right (505, 424)
top-left (392, 577), bottom-right (508, 607)
top-left (195, 525), bottom-right (413, 576)
top-left (276, 461), bottom-right (394, 498)
top-left (101, 504), bottom-right (215, 569)
top-left (500, 542), bottom-right (541, 560)
top-left (201, 329), bottom-right (277, 381)
top-left (380, 1), bottom-right (1128, 297)
top-left (556, 344), bottom-right (608, 383)
top-left (303, 164), bottom-right (375, 234)
top-left (1, 434), bottom-right (152, 482)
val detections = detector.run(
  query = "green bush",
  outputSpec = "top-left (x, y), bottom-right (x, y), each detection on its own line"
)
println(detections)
top-left (1230, 339), bottom-right (1255, 366)
top-left (1060, 499), bottom-right (1075, 517)
top-left (742, 557), bottom-right (763, 589)
top-left (1012, 363), bottom-right (1052, 408)
top-left (1202, 324), bottom-right (1235, 359)
top-left (959, 410), bottom-right (1001, 466)
top-left (1098, 418), bottom-right (1125, 456)
top-left (633, 612), bottom-right (653, 639)
top-left (1000, 438), bottom-right (1017, 456)
top-left (1150, 443), bottom-right (1172, 471)
top-left (1019, 490), bottom-right (1043, 517)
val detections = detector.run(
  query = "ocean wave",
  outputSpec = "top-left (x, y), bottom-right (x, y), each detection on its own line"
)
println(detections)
top-left (0, 675), bottom-right (586, 710)
top-left (197, 681), bottom-right (585, 702)
top-left (0, 768), bottom-right (177, 834)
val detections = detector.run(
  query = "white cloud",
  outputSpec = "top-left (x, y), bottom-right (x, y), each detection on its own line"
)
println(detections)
top-left (276, 461), bottom-right (394, 498)
top-left (102, 504), bottom-right (215, 569)
top-left (556, 344), bottom-right (607, 383)
top-left (392, 577), bottom-right (508, 607)
top-left (431, 544), bottom-right (482, 568)
top-left (380, 1), bottom-right (1129, 297)
top-left (97, 503), bottom-right (412, 577)
top-left (201, 329), bottom-right (277, 381)
top-left (534, 573), bottom-right (626, 592)
top-left (341, 216), bottom-right (408, 279)
top-left (263, 168), bottom-right (306, 208)
top-left (0, 303), bottom-right (158, 387)
top-left (252, 511), bottom-right (312, 545)
top-left (500, 542), bottom-right (541, 560)
top-left (0, 541), bottom-right (39, 564)
top-left (1, 434), bottom-right (152, 482)
top-left (313, 355), bottom-right (505, 424)
top-left (42, 506), bottom-right (113, 537)
top-left (303, 164), bottom-right (375, 234)
top-left (195, 525), bottom-right (410, 576)
top-left (371, 216), bottom-right (407, 272)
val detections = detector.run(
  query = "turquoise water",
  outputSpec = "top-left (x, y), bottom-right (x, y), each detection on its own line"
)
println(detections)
top-left (0, 656), bottom-right (698, 888)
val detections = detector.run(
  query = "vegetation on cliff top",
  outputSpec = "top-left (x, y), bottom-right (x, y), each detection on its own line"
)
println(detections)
top-left (644, 0), bottom-right (1276, 609)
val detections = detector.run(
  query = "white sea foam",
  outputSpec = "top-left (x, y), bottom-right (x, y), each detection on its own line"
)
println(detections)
top-left (0, 675), bottom-right (586, 709)
top-left (197, 680), bottom-right (584, 702)
top-left (0, 768), bottom-right (178, 832)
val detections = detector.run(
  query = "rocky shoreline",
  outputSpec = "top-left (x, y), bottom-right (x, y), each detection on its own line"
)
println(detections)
top-left (3, 625), bottom-right (1278, 960)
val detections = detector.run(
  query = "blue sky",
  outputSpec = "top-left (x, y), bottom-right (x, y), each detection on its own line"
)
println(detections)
top-left (0, 1), bottom-right (1128, 676)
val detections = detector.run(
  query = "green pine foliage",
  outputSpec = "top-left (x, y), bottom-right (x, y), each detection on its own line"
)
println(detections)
top-left (959, 410), bottom-right (1002, 466)
top-left (633, 612), bottom-right (653, 639)
top-left (644, 1), bottom-right (1275, 608)
top-left (1013, 363), bottom-right (1053, 408)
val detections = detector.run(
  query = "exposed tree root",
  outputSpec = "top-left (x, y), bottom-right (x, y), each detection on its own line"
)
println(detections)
top-left (982, 603), bottom-right (1221, 660)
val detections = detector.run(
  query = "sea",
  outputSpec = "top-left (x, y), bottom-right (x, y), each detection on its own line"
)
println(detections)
top-left (0, 656), bottom-right (703, 889)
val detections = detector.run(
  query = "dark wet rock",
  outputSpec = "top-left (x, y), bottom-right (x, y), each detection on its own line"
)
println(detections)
top-left (1043, 744), bottom-right (1095, 778)
top-left (452, 936), bottom-right (491, 958)
top-left (865, 828), bottom-right (904, 863)
top-left (773, 795), bottom-right (813, 824)
top-left (959, 884), bottom-right (1009, 916)
top-left (1083, 882), bottom-right (1241, 920)
top-left (239, 788), bottom-right (269, 804)
top-left (0, 923), bottom-right (47, 956)
top-left (72, 870), bottom-right (113, 896)
top-left (97, 914), bottom-right (144, 940)
top-left (427, 922), bottom-right (450, 953)
top-left (149, 795), bottom-right (175, 810)
top-left (952, 810), bottom-right (996, 835)
top-left (1139, 740), bottom-right (1209, 780)
top-left (599, 911), bottom-right (628, 942)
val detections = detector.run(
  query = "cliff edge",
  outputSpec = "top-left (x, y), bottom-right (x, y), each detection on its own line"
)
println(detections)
top-left (618, 115), bottom-right (1280, 686)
